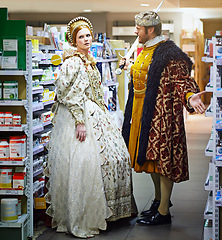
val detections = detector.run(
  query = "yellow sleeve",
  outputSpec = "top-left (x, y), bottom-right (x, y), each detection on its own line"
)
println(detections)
top-left (185, 92), bottom-right (194, 101)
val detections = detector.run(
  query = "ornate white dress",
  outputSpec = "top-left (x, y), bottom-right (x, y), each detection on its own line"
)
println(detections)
top-left (45, 51), bottom-right (136, 238)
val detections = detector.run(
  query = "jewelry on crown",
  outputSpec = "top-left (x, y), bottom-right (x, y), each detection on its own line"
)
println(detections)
top-left (135, 11), bottom-right (161, 27)
top-left (67, 16), bottom-right (93, 44)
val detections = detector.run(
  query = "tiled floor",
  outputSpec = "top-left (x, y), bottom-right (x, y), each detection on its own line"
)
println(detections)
top-left (36, 114), bottom-right (212, 240)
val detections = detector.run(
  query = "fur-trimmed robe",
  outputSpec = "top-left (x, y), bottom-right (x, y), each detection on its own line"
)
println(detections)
top-left (122, 40), bottom-right (200, 183)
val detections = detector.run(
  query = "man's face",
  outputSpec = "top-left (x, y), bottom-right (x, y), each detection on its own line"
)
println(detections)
top-left (135, 25), bottom-right (149, 44)
top-left (135, 25), bottom-right (156, 44)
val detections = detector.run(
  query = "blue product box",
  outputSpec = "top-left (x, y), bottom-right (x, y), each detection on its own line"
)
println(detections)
top-left (90, 42), bottom-right (103, 59)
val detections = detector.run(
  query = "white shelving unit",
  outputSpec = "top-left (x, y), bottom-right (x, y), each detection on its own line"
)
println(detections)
top-left (203, 35), bottom-right (222, 240)
top-left (0, 41), bottom-right (33, 239)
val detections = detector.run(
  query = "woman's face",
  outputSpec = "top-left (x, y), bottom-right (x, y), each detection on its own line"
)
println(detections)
top-left (76, 27), bottom-right (92, 53)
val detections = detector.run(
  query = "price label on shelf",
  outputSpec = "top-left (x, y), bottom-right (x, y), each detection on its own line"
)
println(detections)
top-left (6, 189), bottom-right (18, 195)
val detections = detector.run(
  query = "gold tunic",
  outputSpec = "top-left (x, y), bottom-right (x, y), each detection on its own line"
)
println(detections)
top-left (129, 42), bottom-right (161, 173)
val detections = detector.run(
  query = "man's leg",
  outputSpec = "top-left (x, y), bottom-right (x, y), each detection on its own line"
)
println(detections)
top-left (140, 173), bottom-right (161, 216)
top-left (150, 173), bottom-right (161, 201)
top-left (158, 176), bottom-right (174, 215)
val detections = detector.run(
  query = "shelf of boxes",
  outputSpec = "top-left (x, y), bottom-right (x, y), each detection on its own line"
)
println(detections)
top-left (32, 86), bottom-right (44, 95)
top-left (202, 33), bottom-right (222, 240)
top-left (0, 157), bottom-right (27, 166)
top-left (0, 124), bottom-right (27, 132)
top-left (0, 41), bottom-right (33, 237)
top-left (0, 100), bottom-right (28, 106)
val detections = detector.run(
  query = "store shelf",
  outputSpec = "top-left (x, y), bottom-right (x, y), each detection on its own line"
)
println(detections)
top-left (202, 35), bottom-right (222, 240)
top-left (202, 56), bottom-right (213, 63)
top-left (33, 168), bottom-right (44, 178)
top-left (43, 120), bottom-right (52, 127)
top-left (204, 192), bottom-right (213, 220)
top-left (0, 70), bottom-right (27, 76)
top-left (39, 80), bottom-right (55, 85)
top-left (0, 188), bottom-right (24, 195)
top-left (32, 86), bottom-right (44, 95)
top-left (205, 169), bottom-right (213, 191)
top-left (0, 214), bottom-right (29, 228)
top-left (205, 139), bottom-right (213, 157)
top-left (43, 100), bottom-right (55, 106)
top-left (32, 69), bottom-right (44, 76)
top-left (33, 144), bottom-right (44, 155)
top-left (96, 58), bottom-right (118, 63)
top-left (33, 124), bottom-right (44, 134)
top-left (0, 124), bottom-right (27, 132)
top-left (215, 159), bottom-right (222, 167)
top-left (0, 157), bottom-right (27, 166)
top-left (205, 85), bottom-right (213, 93)
top-left (33, 102), bottom-right (44, 112)
top-left (205, 104), bottom-right (212, 117)
top-left (0, 100), bottom-right (27, 106)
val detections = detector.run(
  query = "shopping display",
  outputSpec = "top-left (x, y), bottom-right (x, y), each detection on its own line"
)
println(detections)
top-left (203, 30), bottom-right (222, 240)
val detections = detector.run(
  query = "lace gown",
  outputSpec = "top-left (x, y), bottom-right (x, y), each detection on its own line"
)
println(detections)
top-left (45, 51), bottom-right (136, 238)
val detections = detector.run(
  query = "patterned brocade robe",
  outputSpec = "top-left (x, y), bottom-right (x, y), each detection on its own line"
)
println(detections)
top-left (122, 38), bottom-right (200, 183)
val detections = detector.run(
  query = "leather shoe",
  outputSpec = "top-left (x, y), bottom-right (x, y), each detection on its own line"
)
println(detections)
top-left (137, 211), bottom-right (171, 225)
top-left (141, 199), bottom-right (173, 217)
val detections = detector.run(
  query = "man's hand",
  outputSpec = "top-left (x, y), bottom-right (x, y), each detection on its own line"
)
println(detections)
top-left (119, 58), bottom-right (129, 70)
top-left (189, 91), bottom-right (206, 114)
top-left (76, 124), bottom-right (86, 142)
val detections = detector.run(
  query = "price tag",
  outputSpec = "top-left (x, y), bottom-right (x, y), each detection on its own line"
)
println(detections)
top-left (51, 55), bottom-right (61, 66)
top-left (6, 190), bottom-right (18, 195)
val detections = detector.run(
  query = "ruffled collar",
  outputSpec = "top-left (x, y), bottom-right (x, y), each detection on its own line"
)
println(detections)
top-left (62, 48), bottom-right (97, 66)
top-left (144, 35), bottom-right (165, 48)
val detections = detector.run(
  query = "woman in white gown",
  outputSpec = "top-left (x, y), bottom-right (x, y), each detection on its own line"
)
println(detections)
top-left (45, 16), bottom-right (137, 238)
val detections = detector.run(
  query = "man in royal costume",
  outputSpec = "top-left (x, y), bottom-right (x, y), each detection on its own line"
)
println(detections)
top-left (121, 11), bottom-right (205, 225)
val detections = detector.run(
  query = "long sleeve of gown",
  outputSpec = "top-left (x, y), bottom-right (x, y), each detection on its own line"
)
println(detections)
top-left (55, 56), bottom-right (90, 125)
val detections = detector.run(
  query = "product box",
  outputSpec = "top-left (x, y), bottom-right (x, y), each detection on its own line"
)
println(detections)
top-left (34, 197), bottom-right (46, 209)
top-left (13, 174), bottom-right (25, 189)
top-left (90, 42), bottom-right (103, 58)
top-left (13, 167), bottom-right (27, 189)
top-left (9, 135), bottom-right (26, 159)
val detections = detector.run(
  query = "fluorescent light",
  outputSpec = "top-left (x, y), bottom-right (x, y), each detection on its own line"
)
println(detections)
top-left (141, 3), bottom-right (149, 7)
top-left (84, 9), bottom-right (92, 12)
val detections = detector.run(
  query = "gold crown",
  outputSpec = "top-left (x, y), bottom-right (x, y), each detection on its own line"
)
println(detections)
top-left (135, 11), bottom-right (161, 27)
top-left (67, 16), bottom-right (93, 44)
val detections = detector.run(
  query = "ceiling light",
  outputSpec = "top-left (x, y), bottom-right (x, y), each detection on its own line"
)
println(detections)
top-left (84, 9), bottom-right (92, 12)
top-left (141, 3), bottom-right (149, 7)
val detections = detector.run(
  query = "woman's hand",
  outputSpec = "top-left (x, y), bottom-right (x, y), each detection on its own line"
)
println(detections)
top-left (189, 91), bottom-right (206, 114)
top-left (76, 124), bottom-right (86, 142)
